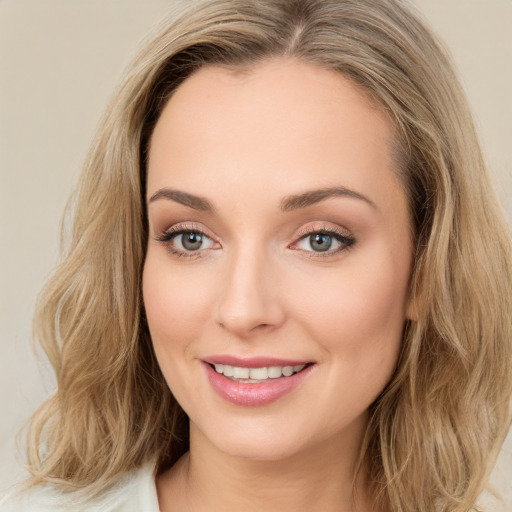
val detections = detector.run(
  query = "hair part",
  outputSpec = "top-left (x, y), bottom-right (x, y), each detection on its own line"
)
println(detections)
top-left (24, 1), bottom-right (512, 510)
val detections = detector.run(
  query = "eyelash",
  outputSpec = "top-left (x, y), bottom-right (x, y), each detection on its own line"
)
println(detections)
top-left (155, 223), bottom-right (214, 259)
top-left (154, 224), bottom-right (356, 259)
top-left (290, 226), bottom-right (355, 258)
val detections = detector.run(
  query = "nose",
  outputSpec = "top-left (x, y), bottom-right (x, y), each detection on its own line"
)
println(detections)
top-left (214, 249), bottom-right (286, 338)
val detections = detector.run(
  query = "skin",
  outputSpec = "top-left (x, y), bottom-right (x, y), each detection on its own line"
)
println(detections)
top-left (143, 58), bottom-right (414, 512)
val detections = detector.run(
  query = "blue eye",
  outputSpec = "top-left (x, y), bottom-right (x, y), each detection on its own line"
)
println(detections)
top-left (309, 233), bottom-right (334, 252)
top-left (178, 232), bottom-right (208, 251)
top-left (156, 229), bottom-right (216, 254)
top-left (294, 230), bottom-right (354, 254)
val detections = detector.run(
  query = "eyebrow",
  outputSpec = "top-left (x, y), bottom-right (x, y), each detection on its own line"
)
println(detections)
top-left (148, 185), bottom-right (376, 213)
top-left (148, 188), bottom-right (214, 211)
top-left (280, 186), bottom-right (377, 211)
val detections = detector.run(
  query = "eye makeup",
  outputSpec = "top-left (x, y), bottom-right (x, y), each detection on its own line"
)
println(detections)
top-left (153, 220), bottom-right (356, 260)
top-left (289, 223), bottom-right (356, 259)
top-left (154, 222), bottom-right (220, 258)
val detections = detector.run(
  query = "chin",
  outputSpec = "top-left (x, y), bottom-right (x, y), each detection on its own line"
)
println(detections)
top-left (215, 434), bottom-right (306, 462)
top-left (190, 413), bottom-right (345, 463)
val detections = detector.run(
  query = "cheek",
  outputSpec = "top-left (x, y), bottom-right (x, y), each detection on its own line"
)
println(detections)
top-left (289, 245), bottom-right (410, 370)
top-left (142, 254), bottom-right (213, 362)
top-left (142, 254), bottom-right (222, 408)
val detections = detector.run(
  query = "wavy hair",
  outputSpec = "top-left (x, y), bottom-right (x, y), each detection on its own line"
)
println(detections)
top-left (24, 0), bottom-right (512, 510)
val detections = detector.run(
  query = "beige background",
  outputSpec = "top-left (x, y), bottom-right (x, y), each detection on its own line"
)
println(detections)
top-left (1, 0), bottom-right (511, 507)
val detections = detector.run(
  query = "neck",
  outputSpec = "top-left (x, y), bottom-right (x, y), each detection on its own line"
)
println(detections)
top-left (157, 420), bottom-right (376, 512)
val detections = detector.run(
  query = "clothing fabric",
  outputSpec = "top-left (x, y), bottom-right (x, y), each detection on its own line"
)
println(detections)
top-left (0, 464), bottom-right (159, 512)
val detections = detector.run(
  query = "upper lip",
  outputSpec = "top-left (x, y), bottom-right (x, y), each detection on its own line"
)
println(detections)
top-left (202, 355), bottom-right (314, 368)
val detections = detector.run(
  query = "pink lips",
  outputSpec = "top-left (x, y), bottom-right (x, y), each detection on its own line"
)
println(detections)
top-left (202, 356), bottom-right (314, 406)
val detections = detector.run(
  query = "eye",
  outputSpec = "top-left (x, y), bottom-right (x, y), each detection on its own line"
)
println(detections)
top-left (300, 233), bottom-right (337, 252)
top-left (291, 228), bottom-right (355, 256)
top-left (173, 231), bottom-right (214, 251)
top-left (155, 226), bottom-right (218, 257)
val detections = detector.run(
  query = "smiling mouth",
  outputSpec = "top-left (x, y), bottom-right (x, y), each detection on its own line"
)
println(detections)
top-left (209, 363), bottom-right (311, 383)
top-left (204, 360), bottom-right (315, 405)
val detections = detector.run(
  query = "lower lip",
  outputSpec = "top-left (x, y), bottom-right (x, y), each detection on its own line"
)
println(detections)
top-left (203, 362), bottom-right (314, 406)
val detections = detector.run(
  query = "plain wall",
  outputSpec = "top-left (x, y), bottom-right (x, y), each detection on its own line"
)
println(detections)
top-left (1, 0), bottom-right (511, 507)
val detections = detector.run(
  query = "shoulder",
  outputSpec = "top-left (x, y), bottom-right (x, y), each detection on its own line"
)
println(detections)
top-left (0, 464), bottom-right (159, 512)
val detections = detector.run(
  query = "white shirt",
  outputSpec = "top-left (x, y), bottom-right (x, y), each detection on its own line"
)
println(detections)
top-left (1, 462), bottom-right (508, 511)
top-left (0, 464), bottom-right (160, 512)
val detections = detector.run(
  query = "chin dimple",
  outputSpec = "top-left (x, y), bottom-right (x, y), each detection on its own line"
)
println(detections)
top-left (213, 363), bottom-right (307, 382)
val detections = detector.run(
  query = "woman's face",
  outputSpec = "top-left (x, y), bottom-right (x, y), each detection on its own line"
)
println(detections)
top-left (143, 59), bottom-right (414, 461)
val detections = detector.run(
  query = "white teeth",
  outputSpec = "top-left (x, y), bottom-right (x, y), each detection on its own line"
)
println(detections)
top-left (282, 366), bottom-right (294, 377)
top-left (223, 365), bottom-right (234, 377)
top-left (249, 367), bottom-right (268, 380)
top-left (212, 363), bottom-right (308, 380)
top-left (268, 366), bottom-right (282, 379)
top-left (233, 366), bottom-right (250, 379)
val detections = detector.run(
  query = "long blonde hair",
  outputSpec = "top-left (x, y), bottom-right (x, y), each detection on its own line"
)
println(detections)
top-left (25, 1), bottom-right (512, 510)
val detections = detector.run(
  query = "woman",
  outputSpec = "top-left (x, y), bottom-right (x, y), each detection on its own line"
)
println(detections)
top-left (2, 0), bottom-right (511, 510)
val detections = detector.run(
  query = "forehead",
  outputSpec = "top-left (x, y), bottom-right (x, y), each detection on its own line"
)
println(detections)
top-left (147, 58), bottom-right (403, 215)
top-left (149, 58), bottom-right (393, 152)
